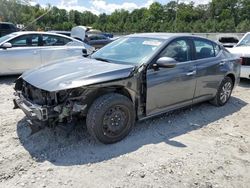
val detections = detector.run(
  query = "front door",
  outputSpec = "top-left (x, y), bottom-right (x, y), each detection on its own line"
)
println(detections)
top-left (146, 38), bottom-right (197, 116)
top-left (0, 34), bottom-right (42, 74)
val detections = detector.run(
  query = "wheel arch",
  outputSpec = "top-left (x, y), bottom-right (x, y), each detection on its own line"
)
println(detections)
top-left (225, 73), bottom-right (236, 87)
top-left (84, 86), bottom-right (138, 117)
top-left (97, 86), bottom-right (134, 102)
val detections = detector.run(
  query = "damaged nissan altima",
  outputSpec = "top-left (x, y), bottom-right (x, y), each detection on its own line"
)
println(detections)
top-left (14, 33), bottom-right (241, 144)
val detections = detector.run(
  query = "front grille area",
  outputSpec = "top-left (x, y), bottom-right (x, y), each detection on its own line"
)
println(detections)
top-left (242, 57), bottom-right (250, 66)
top-left (22, 81), bottom-right (48, 105)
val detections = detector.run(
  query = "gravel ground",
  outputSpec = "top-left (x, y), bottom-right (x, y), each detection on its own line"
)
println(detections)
top-left (0, 76), bottom-right (249, 188)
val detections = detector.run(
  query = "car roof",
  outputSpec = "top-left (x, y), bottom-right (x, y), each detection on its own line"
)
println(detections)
top-left (10, 31), bottom-right (79, 40)
top-left (128, 33), bottom-right (192, 39)
top-left (12, 31), bottom-right (67, 35)
top-left (48, 30), bottom-right (71, 34)
top-left (126, 33), bottom-right (223, 48)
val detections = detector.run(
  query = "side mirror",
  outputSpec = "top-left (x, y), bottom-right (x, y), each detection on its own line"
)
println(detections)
top-left (82, 49), bottom-right (88, 57)
top-left (153, 57), bottom-right (177, 70)
top-left (82, 48), bottom-right (87, 54)
top-left (1, 42), bottom-right (12, 49)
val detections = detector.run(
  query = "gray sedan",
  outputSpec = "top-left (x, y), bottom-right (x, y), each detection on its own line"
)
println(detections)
top-left (0, 31), bottom-right (95, 75)
top-left (14, 33), bottom-right (241, 144)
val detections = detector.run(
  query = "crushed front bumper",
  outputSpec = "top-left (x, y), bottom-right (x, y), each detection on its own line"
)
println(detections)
top-left (13, 92), bottom-right (48, 121)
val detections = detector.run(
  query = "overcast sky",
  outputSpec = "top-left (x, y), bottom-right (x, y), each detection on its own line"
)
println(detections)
top-left (30, 0), bottom-right (211, 15)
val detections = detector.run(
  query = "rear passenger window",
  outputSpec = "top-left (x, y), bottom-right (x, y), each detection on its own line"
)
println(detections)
top-left (42, 35), bottom-right (72, 46)
top-left (194, 40), bottom-right (215, 59)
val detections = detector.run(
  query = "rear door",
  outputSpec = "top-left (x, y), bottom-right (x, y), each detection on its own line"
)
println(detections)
top-left (0, 34), bottom-right (42, 74)
top-left (192, 38), bottom-right (225, 102)
top-left (146, 37), bottom-right (197, 116)
top-left (40, 34), bottom-right (82, 64)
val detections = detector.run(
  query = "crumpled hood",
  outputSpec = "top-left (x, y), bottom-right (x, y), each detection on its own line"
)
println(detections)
top-left (227, 46), bottom-right (250, 57)
top-left (21, 57), bottom-right (135, 92)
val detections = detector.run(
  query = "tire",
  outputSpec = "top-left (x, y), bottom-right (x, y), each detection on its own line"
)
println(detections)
top-left (86, 93), bottom-right (135, 144)
top-left (210, 76), bottom-right (233, 106)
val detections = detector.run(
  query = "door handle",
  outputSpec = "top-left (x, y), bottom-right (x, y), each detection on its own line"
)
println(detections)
top-left (186, 70), bottom-right (196, 76)
top-left (33, 50), bottom-right (37, 55)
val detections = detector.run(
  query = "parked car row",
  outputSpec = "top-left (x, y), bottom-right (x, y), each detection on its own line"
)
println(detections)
top-left (13, 33), bottom-right (241, 144)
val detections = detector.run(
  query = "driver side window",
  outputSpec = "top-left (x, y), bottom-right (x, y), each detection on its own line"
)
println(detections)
top-left (9, 34), bottom-right (40, 47)
top-left (160, 39), bottom-right (191, 62)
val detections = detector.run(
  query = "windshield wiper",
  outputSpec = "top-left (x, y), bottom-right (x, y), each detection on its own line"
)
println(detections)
top-left (93, 57), bottom-right (110, 62)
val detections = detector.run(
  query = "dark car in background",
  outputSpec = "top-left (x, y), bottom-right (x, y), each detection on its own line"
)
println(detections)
top-left (86, 34), bottom-right (113, 49)
top-left (217, 34), bottom-right (239, 48)
top-left (14, 33), bottom-right (241, 144)
top-left (0, 22), bottom-right (18, 37)
top-left (50, 30), bottom-right (114, 49)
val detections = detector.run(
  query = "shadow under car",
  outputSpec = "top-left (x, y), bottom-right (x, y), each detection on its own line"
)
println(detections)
top-left (16, 96), bottom-right (248, 166)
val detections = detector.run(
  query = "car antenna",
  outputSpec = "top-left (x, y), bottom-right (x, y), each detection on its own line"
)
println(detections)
top-left (22, 6), bottom-right (52, 31)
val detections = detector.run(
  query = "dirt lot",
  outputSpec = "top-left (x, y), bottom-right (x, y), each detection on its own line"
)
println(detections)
top-left (0, 76), bottom-right (249, 188)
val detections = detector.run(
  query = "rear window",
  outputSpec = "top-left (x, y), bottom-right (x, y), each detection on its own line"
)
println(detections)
top-left (89, 35), bottom-right (107, 40)
top-left (219, 37), bottom-right (238, 43)
top-left (0, 23), bottom-right (16, 30)
top-left (42, 34), bottom-right (72, 46)
top-left (0, 24), bottom-right (11, 29)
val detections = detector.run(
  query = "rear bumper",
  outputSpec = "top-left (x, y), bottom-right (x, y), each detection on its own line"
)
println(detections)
top-left (241, 66), bottom-right (250, 79)
top-left (14, 92), bottom-right (48, 121)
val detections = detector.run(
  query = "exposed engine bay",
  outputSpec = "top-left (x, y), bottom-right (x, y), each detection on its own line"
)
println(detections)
top-left (14, 78), bottom-right (93, 134)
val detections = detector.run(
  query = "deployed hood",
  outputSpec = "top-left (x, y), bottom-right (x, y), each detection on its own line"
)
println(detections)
top-left (21, 57), bottom-right (135, 92)
top-left (227, 46), bottom-right (250, 57)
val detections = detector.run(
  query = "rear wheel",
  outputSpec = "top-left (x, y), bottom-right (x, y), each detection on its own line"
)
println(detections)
top-left (86, 93), bottom-right (135, 144)
top-left (210, 76), bottom-right (233, 106)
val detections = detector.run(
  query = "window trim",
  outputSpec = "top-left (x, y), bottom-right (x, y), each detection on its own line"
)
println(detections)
top-left (212, 42), bottom-right (222, 57)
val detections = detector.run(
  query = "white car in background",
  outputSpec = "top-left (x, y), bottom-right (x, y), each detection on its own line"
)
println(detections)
top-left (0, 31), bottom-right (95, 75)
top-left (228, 32), bottom-right (250, 79)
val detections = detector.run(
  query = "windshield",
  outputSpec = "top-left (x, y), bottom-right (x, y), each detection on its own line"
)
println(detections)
top-left (0, 33), bottom-right (18, 44)
top-left (91, 37), bottom-right (164, 65)
top-left (237, 34), bottom-right (250, 46)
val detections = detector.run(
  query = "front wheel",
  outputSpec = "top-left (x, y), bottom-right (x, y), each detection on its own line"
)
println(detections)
top-left (86, 93), bottom-right (135, 144)
top-left (210, 76), bottom-right (233, 106)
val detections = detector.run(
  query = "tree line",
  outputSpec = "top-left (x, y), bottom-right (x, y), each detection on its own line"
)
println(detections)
top-left (0, 0), bottom-right (249, 33)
